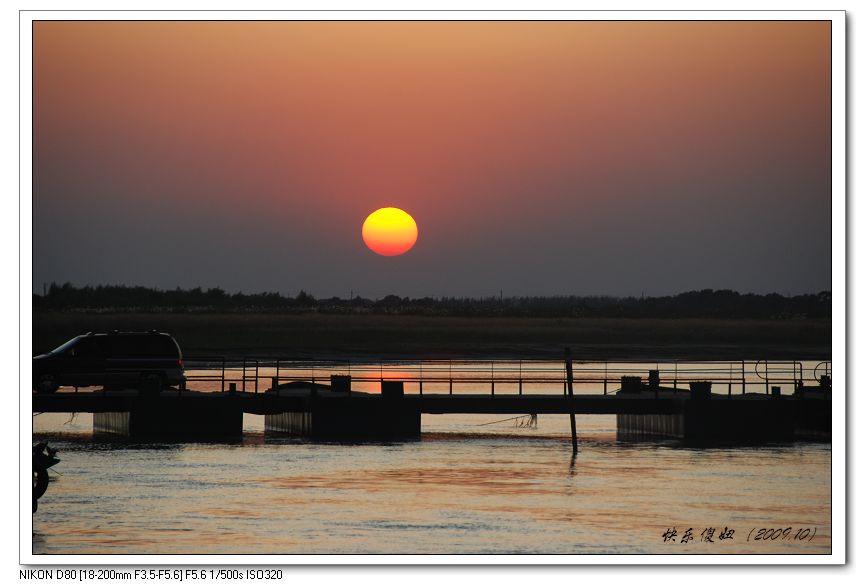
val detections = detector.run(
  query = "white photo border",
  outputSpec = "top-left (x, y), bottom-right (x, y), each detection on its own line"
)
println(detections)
top-left (18, 8), bottom-right (846, 567)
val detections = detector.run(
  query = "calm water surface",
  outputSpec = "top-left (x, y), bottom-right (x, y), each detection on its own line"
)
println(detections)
top-left (32, 411), bottom-right (831, 555)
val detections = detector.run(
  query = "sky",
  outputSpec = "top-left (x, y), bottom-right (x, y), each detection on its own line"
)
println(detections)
top-left (32, 20), bottom-right (831, 298)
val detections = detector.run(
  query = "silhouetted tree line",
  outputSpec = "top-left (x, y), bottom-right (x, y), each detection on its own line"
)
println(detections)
top-left (32, 283), bottom-right (831, 319)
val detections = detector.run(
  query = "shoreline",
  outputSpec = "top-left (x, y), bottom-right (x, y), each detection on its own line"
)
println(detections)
top-left (34, 311), bottom-right (831, 361)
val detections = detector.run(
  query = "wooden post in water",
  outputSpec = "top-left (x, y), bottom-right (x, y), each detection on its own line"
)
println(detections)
top-left (564, 347), bottom-right (578, 454)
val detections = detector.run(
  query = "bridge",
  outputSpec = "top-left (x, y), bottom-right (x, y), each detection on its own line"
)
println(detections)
top-left (32, 356), bottom-right (832, 448)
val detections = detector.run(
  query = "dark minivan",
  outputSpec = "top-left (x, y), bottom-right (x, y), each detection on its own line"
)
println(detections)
top-left (33, 331), bottom-right (185, 394)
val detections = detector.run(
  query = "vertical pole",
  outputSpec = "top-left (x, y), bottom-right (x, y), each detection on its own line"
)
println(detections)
top-left (491, 361), bottom-right (495, 397)
top-left (563, 362), bottom-right (567, 396)
top-left (604, 361), bottom-right (608, 395)
top-left (724, 363), bottom-right (729, 399)
top-left (765, 361), bottom-right (769, 395)
top-left (673, 361), bottom-right (678, 393)
top-left (449, 360), bottom-right (453, 396)
top-left (565, 348), bottom-right (578, 455)
top-left (796, 361), bottom-right (801, 394)
top-left (654, 370), bottom-right (659, 400)
top-left (221, 358), bottom-right (225, 393)
top-left (787, 362), bottom-right (794, 393)
top-left (276, 359), bottom-right (280, 387)
top-left (419, 362), bottom-right (423, 396)
top-left (742, 360), bottom-right (746, 395)
top-left (519, 360), bottom-right (523, 396)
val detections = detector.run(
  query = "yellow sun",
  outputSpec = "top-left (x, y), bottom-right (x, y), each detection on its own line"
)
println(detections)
top-left (362, 207), bottom-right (418, 256)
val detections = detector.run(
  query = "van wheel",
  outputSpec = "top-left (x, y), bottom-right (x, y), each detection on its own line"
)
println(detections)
top-left (139, 374), bottom-right (164, 396)
top-left (35, 374), bottom-right (59, 394)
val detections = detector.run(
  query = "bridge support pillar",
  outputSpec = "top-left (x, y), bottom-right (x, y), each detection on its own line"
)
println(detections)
top-left (617, 412), bottom-right (686, 440)
top-left (94, 399), bottom-right (242, 440)
top-left (617, 399), bottom-right (798, 444)
top-left (265, 397), bottom-right (420, 440)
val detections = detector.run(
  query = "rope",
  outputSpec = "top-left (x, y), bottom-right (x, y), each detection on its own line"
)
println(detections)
top-left (476, 415), bottom-right (535, 427)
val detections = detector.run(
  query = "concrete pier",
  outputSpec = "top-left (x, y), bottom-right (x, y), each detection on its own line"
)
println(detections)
top-left (265, 411), bottom-right (312, 435)
top-left (793, 396), bottom-right (832, 441)
top-left (93, 398), bottom-right (243, 439)
top-left (264, 396), bottom-right (420, 439)
top-left (263, 379), bottom-right (419, 439)
top-left (93, 412), bottom-right (131, 435)
top-left (615, 383), bottom-right (827, 444)
top-left (616, 401), bottom-right (798, 443)
top-left (617, 412), bottom-right (685, 440)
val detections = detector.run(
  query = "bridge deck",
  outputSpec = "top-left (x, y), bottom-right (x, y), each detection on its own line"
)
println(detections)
top-left (32, 388), bottom-right (803, 416)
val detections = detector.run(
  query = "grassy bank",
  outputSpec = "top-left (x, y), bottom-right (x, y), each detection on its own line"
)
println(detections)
top-left (32, 311), bottom-right (831, 360)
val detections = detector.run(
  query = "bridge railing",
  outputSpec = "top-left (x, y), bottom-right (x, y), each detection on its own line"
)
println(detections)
top-left (179, 358), bottom-right (825, 399)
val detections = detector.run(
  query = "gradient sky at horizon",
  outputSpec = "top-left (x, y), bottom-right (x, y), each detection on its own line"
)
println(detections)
top-left (33, 20), bottom-right (831, 298)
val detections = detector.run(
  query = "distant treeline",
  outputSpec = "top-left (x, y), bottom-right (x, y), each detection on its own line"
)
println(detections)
top-left (33, 283), bottom-right (831, 319)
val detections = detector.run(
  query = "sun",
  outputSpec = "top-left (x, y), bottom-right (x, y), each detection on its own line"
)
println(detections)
top-left (362, 207), bottom-right (418, 256)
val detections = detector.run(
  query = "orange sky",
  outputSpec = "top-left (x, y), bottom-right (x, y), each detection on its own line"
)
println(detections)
top-left (33, 21), bottom-right (831, 297)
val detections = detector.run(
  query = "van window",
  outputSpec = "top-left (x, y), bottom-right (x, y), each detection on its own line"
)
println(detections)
top-left (73, 337), bottom-right (103, 358)
top-left (155, 336), bottom-right (180, 358)
top-left (105, 336), bottom-right (144, 358)
top-left (104, 335), bottom-right (178, 358)
top-left (51, 337), bottom-right (81, 355)
top-left (143, 336), bottom-right (178, 358)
